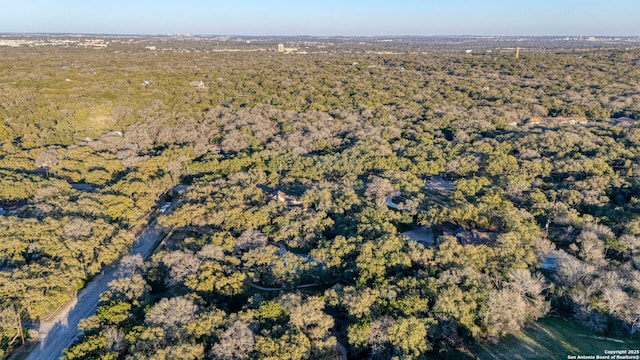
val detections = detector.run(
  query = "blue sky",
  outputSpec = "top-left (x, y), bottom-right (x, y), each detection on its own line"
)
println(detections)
top-left (1, 0), bottom-right (638, 36)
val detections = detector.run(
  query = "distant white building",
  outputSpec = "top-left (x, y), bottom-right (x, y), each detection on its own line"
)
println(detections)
top-left (277, 44), bottom-right (298, 54)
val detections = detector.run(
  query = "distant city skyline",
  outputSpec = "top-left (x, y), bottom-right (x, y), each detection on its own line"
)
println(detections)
top-left (2, 0), bottom-right (639, 37)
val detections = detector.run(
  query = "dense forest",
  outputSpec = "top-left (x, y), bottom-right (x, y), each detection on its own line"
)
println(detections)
top-left (1, 39), bottom-right (640, 359)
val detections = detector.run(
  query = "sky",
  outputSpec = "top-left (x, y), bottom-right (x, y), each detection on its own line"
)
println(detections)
top-left (1, 0), bottom-right (639, 36)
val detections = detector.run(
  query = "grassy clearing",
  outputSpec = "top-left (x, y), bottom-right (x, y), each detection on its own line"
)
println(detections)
top-left (474, 317), bottom-right (640, 360)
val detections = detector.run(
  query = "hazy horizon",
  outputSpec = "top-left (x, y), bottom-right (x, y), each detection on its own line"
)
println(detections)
top-left (2, 1), bottom-right (639, 37)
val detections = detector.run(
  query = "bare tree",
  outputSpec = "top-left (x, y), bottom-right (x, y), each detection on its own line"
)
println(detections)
top-left (161, 251), bottom-right (202, 287)
top-left (105, 327), bottom-right (126, 352)
top-left (577, 229), bottom-right (606, 267)
top-left (574, 306), bottom-right (608, 333)
top-left (145, 296), bottom-right (197, 330)
top-left (198, 244), bottom-right (225, 261)
top-left (166, 158), bottom-right (186, 185)
top-left (601, 287), bottom-right (628, 315)
top-left (211, 321), bottom-right (255, 360)
top-left (368, 316), bottom-right (393, 360)
top-left (117, 254), bottom-right (146, 277)
top-left (506, 269), bottom-right (550, 319)
top-left (34, 148), bottom-right (59, 171)
top-left (234, 229), bottom-right (268, 253)
top-left (63, 218), bottom-right (93, 239)
top-left (555, 253), bottom-right (596, 287)
top-left (486, 270), bottom-right (549, 337)
top-left (486, 288), bottom-right (527, 336)
top-left (364, 176), bottom-right (395, 202)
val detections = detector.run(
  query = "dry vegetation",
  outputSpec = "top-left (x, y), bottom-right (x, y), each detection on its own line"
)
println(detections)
top-left (1, 39), bottom-right (640, 359)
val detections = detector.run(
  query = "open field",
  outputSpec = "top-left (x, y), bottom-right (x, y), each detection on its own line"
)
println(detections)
top-left (475, 317), bottom-right (640, 360)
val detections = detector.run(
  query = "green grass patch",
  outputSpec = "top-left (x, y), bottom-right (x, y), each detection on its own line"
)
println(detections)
top-left (474, 317), bottom-right (640, 360)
